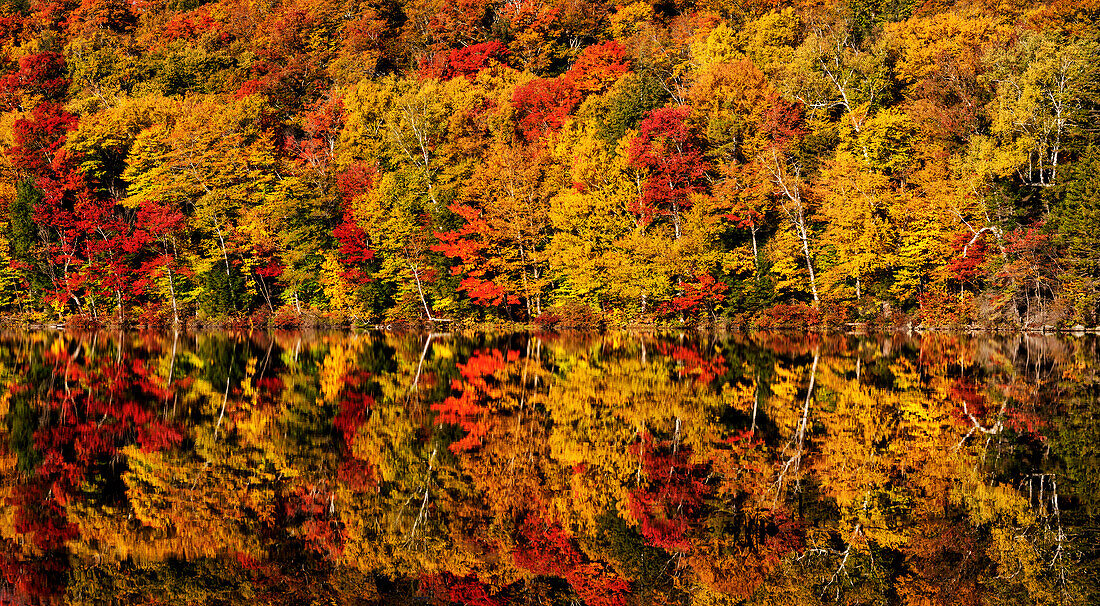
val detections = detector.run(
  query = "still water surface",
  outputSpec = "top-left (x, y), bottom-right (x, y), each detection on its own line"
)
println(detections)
top-left (0, 330), bottom-right (1097, 605)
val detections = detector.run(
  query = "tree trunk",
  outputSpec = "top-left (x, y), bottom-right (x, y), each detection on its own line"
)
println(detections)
top-left (410, 262), bottom-right (434, 321)
top-left (794, 218), bottom-right (820, 304)
top-left (751, 224), bottom-right (759, 271)
top-left (766, 151), bottom-right (819, 304)
top-left (167, 266), bottom-right (179, 326)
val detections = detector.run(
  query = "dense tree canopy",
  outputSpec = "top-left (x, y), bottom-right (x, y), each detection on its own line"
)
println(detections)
top-left (0, 0), bottom-right (1098, 328)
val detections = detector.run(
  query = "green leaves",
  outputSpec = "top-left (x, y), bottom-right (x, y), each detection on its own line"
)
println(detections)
top-left (1049, 146), bottom-right (1100, 323)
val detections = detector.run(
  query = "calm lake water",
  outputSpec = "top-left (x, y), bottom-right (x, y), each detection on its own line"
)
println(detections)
top-left (0, 330), bottom-right (1097, 605)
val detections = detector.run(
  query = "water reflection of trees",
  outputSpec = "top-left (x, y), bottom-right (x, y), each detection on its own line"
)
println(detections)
top-left (0, 330), bottom-right (1096, 605)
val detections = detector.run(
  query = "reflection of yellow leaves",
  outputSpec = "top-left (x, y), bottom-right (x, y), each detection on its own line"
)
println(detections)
top-left (433, 343), bottom-right (454, 359)
top-left (766, 363), bottom-right (807, 435)
top-left (353, 402), bottom-right (415, 483)
top-left (320, 343), bottom-right (352, 404)
top-left (2, 330), bottom-right (1086, 604)
top-left (121, 446), bottom-right (273, 561)
top-left (0, 381), bottom-right (9, 420)
top-left (543, 339), bottom-right (727, 528)
top-left (954, 474), bottom-right (1033, 526)
top-left (242, 356), bottom-right (258, 398)
top-left (720, 377), bottom-right (756, 415)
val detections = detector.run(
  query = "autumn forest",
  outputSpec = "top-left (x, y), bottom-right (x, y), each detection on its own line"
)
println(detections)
top-left (0, 330), bottom-right (1097, 604)
top-left (0, 0), bottom-right (1098, 327)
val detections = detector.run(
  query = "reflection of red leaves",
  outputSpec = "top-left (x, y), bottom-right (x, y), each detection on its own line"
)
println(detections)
top-left (0, 539), bottom-right (69, 601)
top-left (11, 340), bottom-right (187, 560)
top-left (724, 427), bottom-right (760, 446)
top-left (334, 371), bottom-right (374, 447)
top-left (513, 514), bottom-right (631, 606)
top-left (256, 375), bottom-right (284, 395)
top-left (654, 342), bottom-right (727, 384)
top-left (433, 349), bottom-right (515, 452)
top-left (338, 458), bottom-right (376, 492)
top-left (764, 511), bottom-right (804, 559)
top-left (572, 563), bottom-right (631, 606)
top-left (948, 378), bottom-right (986, 421)
top-left (234, 551), bottom-right (261, 570)
top-left (456, 349), bottom-right (509, 386)
top-left (301, 518), bottom-right (341, 556)
top-left (135, 421), bottom-right (184, 452)
top-left (627, 436), bottom-right (710, 553)
top-left (514, 514), bottom-right (583, 573)
top-left (1004, 408), bottom-right (1047, 439)
top-left (283, 483), bottom-right (345, 557)
top-left (436, 389), bottom-right (489, 452)
top-left (28, 343), bottom-right (186, 502)
top-left (8, 482), bottom-right (77, 552)
top-left (948, 378), bottom-right (1048, 441)
top-left (420, 573), bottom-right (502, 606)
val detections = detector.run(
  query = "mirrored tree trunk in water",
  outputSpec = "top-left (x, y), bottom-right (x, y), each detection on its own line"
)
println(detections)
top-left (0, 330), bottom-right (1097, 605)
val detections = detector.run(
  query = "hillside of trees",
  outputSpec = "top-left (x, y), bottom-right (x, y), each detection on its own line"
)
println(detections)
top-left (0, 0), bottom-right (1098, 328)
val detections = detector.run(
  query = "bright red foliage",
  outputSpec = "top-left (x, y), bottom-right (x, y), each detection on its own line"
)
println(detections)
top-left (560, 40), bottom-right (629, 92)
top-left (627, 106), bottom-right (710, 230)
top-left (946, 231), bottom-right (988, 291)
top-left (161, 7), bottom-right (220, 41)
top-left (758, 93), bottom-right (806, 151)
top-left (333, 163), bottom-right (377, 286)
top-left (661, 272), bottom-right (728, 318)
top-left (337, 162), bottom-right (375, 203)
top-left (421, 41), bottom-right (510, 80)
top-left (0, 52), bottom-right (69, 108)
top-left (512, 78), bottom-right (581, 143)
top-left (289, 95), bottom-right (344, 173)
top-left (9, 102), bottom-right (78, 175)
top-left (433, 203), bottom-right (520, 307)
top-left (333, 213), bottom-right (375, 286)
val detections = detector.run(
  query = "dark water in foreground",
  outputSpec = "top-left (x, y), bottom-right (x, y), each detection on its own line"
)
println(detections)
top-left (0, 330), bottom-right (1097, 605)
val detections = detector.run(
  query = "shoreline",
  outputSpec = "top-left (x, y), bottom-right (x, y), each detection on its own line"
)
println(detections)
top-left (4, 316), bottom-right (1100, 336)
